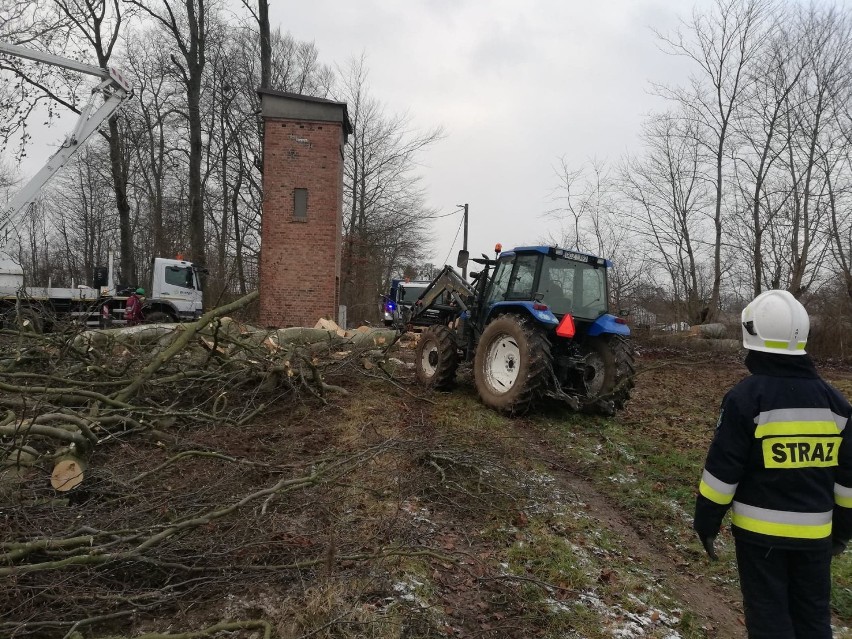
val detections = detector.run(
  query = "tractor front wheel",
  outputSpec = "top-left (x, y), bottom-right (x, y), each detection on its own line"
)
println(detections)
top-left (414, 325), bottom-right (459, 390)
top-left (474, 315), bottom-right (551, 414)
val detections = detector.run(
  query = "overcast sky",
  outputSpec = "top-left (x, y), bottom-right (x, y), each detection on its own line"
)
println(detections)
top-left (12, 1), bottom-right (708, 270)
top-left (273, 0), bottom-right (705, 267)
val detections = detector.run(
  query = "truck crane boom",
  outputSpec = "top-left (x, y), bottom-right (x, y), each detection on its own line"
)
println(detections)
top-left (0, 43), bottom-right (202, 331)
top-left (0, 41), bottom-right (132, 247)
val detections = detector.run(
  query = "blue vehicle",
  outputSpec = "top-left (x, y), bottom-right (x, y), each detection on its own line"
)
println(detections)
top-left (381, 279), bottom-right (432, 327)
top-left (408, 245), bottom-right (635, 415)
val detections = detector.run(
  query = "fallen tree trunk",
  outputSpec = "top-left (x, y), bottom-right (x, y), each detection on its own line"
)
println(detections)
top-left (691, 323), bottom-right (727, 339)
top-left (113, 292), bottom-right (260, 403)
top-left (72, 324), bottom-right (181, 351)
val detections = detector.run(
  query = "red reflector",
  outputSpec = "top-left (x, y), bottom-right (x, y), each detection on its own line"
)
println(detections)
top-left (556, 313), bottom-right (575, 338)
top-left (532, 303), bottom-right (548, 311)
top-left (615, 317), bottom-right (627, 325)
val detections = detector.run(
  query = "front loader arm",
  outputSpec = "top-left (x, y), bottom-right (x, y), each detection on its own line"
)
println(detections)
top-left (409, 266), bottom-right (474, 325)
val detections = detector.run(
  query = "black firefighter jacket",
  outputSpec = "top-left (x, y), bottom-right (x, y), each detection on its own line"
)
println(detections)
top-left (694, 351), bottom-right (852, 550)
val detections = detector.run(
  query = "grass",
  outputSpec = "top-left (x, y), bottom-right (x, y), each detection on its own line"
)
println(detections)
top-left (530, 358), bottom-right (852, 631)
top-left (198, 353), bottom-right (852, 638)
top-left (420, 383), bottom-right (717, 637)
top-left (834, 553), bottom-right (852, 624)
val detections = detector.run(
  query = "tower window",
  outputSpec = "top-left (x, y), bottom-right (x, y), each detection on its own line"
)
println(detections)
top-left (294, 188), bottom-right (308, 220)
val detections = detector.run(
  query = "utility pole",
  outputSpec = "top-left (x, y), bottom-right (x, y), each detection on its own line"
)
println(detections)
top-left (459, 203), bottom-right (469, 280)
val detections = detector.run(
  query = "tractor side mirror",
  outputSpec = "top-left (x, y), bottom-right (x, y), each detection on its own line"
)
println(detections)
top-left (456, 250), bottom-right (469, 269)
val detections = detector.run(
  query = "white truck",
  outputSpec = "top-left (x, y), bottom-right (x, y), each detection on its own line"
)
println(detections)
top-left (0, 41), bottom-right (204, 330)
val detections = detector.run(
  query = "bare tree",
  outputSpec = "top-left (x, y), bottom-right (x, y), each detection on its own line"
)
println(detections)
top-left (53, 0), bottom-right (137, 283)
top-left (545, 158), bottom-right (646, 311)
top-left (656, 0), bottom-right (773, 318)
top-left (0, 2), bottom-right (65, 46)
top-left (124, 27), bottom-right (184, 261)
top-left (782, 4), bottom-right (852, 297)
top-left (128, 0), bottom-right (213, 272)
top-left (337, 54), bottom-right (443, 325)
top-left (729, 7), bottom-right (804, 295)
top-left (547, 158), bottom-right (593, 252)
top-left (621, 113), bottom-right (713, 323)
top-left (49, 144), bottom-right (120, 285)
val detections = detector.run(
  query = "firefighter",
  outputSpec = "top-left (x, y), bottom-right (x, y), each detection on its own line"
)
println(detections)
top-left (693, 290), bottom-right (852, 638)
top-left (125, 287), bottom-right (144, 326)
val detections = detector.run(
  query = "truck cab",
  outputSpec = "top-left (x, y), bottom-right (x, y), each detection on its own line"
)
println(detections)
top-left (145, 257), bottom-right (204, 322)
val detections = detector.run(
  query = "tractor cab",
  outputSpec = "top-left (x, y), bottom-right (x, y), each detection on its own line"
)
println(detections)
top-left (481, 246), bottom-right (610, 323)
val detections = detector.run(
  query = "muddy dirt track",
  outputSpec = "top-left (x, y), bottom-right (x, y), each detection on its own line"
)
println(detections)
top-left (4, 343), bottom-right (851, 638)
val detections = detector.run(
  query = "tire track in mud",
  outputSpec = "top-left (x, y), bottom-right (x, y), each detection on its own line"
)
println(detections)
top-left (515, 428), bottom-right (747, 639)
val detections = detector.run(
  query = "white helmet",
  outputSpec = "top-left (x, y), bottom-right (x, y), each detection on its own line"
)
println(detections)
top-left (741, 290), bottom-right (809, 355)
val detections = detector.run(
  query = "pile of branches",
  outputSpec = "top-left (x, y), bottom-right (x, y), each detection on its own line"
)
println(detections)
top-left (0, 292), bottom-right (401, 493)
top-left (0, 292), bottom-right (414, 638)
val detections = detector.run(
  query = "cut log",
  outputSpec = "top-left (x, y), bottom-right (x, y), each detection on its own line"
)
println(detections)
top-left (347, 328), bottom-right (396, 348)
top-left (692, 323), bottom-right (727, 339)
top-left (51, 455), bottom-right (87, 492)
top-left (73, 324), bottom-right (182, 350)
top-left (274, 327), bottom-right (347, 347)
top-left (1, 447), bottom-right (38, 468)
top-left (314, 318), bottom-right (341, 332)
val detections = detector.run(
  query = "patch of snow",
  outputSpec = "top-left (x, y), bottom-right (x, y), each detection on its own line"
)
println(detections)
top-left (576, 590), bottom-right (683, 638)
top-left (543, 597), bottom-right (573, 614)
top-left (663, 499), bottom-right (691, 521)
top-left (399, 500), bottom-right (437, 532)
top-left (613, 620), bottom-right (645, 638)
top-left (616, 447), bottom-right (636, 462)
top-left (579, 591), bottom-right (606, 611)
top-left (391, 576), bottom-right (430, 609)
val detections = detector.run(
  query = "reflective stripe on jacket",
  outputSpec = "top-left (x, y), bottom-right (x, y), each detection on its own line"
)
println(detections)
top-left (694, 352), bottom-right (852, 549)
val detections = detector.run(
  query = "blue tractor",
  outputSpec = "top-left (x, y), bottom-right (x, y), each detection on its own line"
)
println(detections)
top-left (408, 245), bottom-right (635, 415)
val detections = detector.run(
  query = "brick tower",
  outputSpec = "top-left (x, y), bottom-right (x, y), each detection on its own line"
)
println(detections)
top-left (257, 89), bottom-right (352, 328)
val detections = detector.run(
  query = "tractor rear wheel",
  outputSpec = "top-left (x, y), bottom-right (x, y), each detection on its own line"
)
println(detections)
top-left (610, 335), bottom-right (635, 410)
top-left (474, 315), bottom-right (552, 414)
top-left (579, 335), bottom-right (635, 414)
top-left (415, 325), bottom-right (458, 390)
